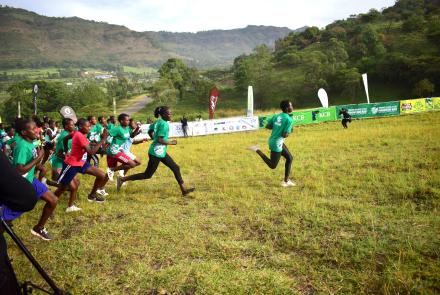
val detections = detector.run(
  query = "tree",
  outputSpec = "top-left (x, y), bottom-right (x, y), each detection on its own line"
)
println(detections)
top-left (412, 79), bottom-right (435, 97)
top-left (158, 58), bottom-right (191, 98)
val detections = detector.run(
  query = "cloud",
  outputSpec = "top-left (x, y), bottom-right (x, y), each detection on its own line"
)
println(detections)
top-left (1, 0), bottom-right (396, 32)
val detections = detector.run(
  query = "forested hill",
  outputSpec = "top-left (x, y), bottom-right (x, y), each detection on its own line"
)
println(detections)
top-left (0, 6), bottom-right (299, 69)
top-left (232, 0), bottom-right (440, 107)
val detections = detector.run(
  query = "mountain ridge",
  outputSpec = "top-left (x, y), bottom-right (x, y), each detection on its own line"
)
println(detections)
top-left (0, 6), bottom-right (305, 69)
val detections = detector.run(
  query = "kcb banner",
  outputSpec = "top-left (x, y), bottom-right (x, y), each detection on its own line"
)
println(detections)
top-left (292, 107), bottom-right (337, 125)
top-left (400, 98), bottom-right (426, 113)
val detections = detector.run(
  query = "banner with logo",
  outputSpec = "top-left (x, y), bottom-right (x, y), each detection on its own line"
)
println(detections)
top-left (432, 97), bottom-right (440, 109)
top-left (336, 101), bottom-right (400, 119)
top-left (259, 107), bottom-right (337, 127)
top-left (205, 116), bottom-right (259, 135)
top-left (400, 98), bottom-right (426, 114)
top-left (134, 116), bottom-right (259, 140)
top-left (425, 97), bottom-right (440, 110)
top-left (209, 87), bottom-right (219, 119)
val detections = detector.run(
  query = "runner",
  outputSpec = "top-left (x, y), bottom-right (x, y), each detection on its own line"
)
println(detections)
top-left (248, 100), bottom-right (296, 187)
top-left (106, 115), bottom-right (116, 131)
top-left (50, 118), bottom-right (81, 212)
top-left (54, 118), bottom-right (109, 203)
top-left (118, 118), bottom-right (147, 178)
top-left (106, 114), bottom-right (141, 180)
top-left (1, 126), bottom-right (15, 161)
top-left (117, 106), bottom-right (195, 196)
top-left (9, 118), bottom-right (58, 240)
top-left (86, 115), bottom-right (109, 196)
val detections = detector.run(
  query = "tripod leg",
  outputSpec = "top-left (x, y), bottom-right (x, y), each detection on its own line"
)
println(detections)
top-left (1, 219), bottom-right (68, 295)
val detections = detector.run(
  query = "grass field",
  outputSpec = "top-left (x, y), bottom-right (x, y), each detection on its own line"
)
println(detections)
top-left (6, 112), bottom-right (440, 294)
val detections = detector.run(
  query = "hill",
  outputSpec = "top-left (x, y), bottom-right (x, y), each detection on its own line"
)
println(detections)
top-left (0, 6), bottom-right (300, 69)
top-left (231, 0), bottom-right (440, 108)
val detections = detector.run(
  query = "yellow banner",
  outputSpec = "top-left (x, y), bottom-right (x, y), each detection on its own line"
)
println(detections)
top-left (431, 97), bottom-right (440, 109)
top-left (400, 98), bottom-right (426, 113)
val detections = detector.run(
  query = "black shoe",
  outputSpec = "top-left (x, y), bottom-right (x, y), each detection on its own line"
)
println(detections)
top-left (95, 195), bottom-right (105, 203)
top-left (87, 195), bottom-right (96, 202)
top-left (182, 187), bottom-right (195, 196)
top-left (31, 227), bottom-right (52, 241)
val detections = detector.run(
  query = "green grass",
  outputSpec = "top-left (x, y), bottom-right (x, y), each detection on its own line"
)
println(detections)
top-left (123, 66), bottom-right (158, 75)
top-left (6, 112), bottom-right (440, 294)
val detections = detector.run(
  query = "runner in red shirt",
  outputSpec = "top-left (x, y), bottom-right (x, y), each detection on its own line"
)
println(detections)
top-left (54, 118), bottom-right (109, 203)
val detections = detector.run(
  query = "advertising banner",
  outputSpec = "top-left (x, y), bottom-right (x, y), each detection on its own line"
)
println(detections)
top-left (336, 101), bottom-right (400, 118)
top-left (400, 98), bottom-right (426, 114)
top-left (205, 116), bottom-right (259, 135)
top-left (134, 116), bottom-right (259, 140)
top-left (432, 97), bottom-right (440, 109)
top-left (425, 97), bottom-right (440, 110)
top-left (260, 107), bottom-right (337, 127)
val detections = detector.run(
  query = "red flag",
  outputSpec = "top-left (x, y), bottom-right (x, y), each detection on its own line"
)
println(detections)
top-left (209, 87), bottom-right (219, 119)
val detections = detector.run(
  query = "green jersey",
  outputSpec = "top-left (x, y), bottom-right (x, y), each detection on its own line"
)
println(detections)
top-left (87, 124), bottom-right (103, 142)
top-left (106, 125), bottom-right (130, 155)
top-left (50, 130), bottom-right (72, 169)
top-left (106, 123), bottom-right (115, 131)
top-left (268, 112), bottom-right (294, 152)
top-left (13, 136), bottom-right (37, 183)
top-left (148, 119), bottom-right (169, 158)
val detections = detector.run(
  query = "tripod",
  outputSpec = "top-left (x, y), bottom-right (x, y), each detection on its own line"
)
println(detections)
top-left (1, 214), bottom-right (69, 295)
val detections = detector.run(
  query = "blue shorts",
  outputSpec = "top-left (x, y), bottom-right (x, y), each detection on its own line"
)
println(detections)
top-left (1, 178), bottom-right (48, 221)
top-left (57, 162), bottom-right (91, 186)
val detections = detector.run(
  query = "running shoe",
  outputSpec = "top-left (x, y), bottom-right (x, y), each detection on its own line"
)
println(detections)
top-left (31, 227), bottom-right (52, 241)
top-left (107, 168), bottom-right (114, 181)
top-left (88, 194), bottom-right (105, 203)
top-left (182, 187), bottom-right (196, 196)
top-left (247, 145), bottom-right (260, 152)
top-left (65, 205), bottom-right (82, 213)
top-left (118, 170), bottom-right (125, 177)
top-left (96, 189), bottom-right (109, 196)
top-left (95, 195), bottom-right (105, 203)
top-left (281, 180), bottom-right (297, 187)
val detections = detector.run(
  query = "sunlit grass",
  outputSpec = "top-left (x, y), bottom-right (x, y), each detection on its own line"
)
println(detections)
top-left (6, 112), bottom-right (440, 294)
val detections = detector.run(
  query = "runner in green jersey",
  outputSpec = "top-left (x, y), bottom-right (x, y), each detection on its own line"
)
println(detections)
top-left (117, 106), bottom-right (195, 196)
top-left (12, 118), bottom-right (58, 240)
top-left (106, 115), bottom-right (116, 131)
top-left (86, 116), bottom-right (104, 168)
top-left (248, 100), bottom-right (296, 187)
top-left (105, 113), bottom-right (141, 180)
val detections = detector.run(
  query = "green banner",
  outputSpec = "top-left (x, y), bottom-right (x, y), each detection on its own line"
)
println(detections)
top-left (259, 107), bottom-right (337, 127)
top-left (336, 101), bottom-right (400, 119)
top-left (400, 98), bottom-right (426, 113)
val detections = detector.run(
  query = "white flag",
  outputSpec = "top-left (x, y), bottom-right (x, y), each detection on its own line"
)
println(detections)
top-left (362, 73), bottom-right (370, 104)
top-left (247, 86), bottom-right (254, 117)
top-left (317, 88), bottom-right (329, 108)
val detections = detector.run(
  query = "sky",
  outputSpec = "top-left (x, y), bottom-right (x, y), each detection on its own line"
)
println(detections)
top-left (1, 0), bottom-right (397, 32)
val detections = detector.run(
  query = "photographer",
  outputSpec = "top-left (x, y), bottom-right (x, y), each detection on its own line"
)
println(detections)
top-left (0, 152), bottom-right (38, 294)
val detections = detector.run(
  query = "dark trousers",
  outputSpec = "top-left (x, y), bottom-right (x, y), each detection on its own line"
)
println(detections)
top-left (258, 144), bottom-right (293, 179)
top-left (342, 118), bottom-right (351, 128)
top-left (127, 154), bottom-right (184, 184)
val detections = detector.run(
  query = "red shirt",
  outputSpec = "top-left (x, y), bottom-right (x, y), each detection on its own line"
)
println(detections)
top-left (64, 131), bottom-right (89, 167)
